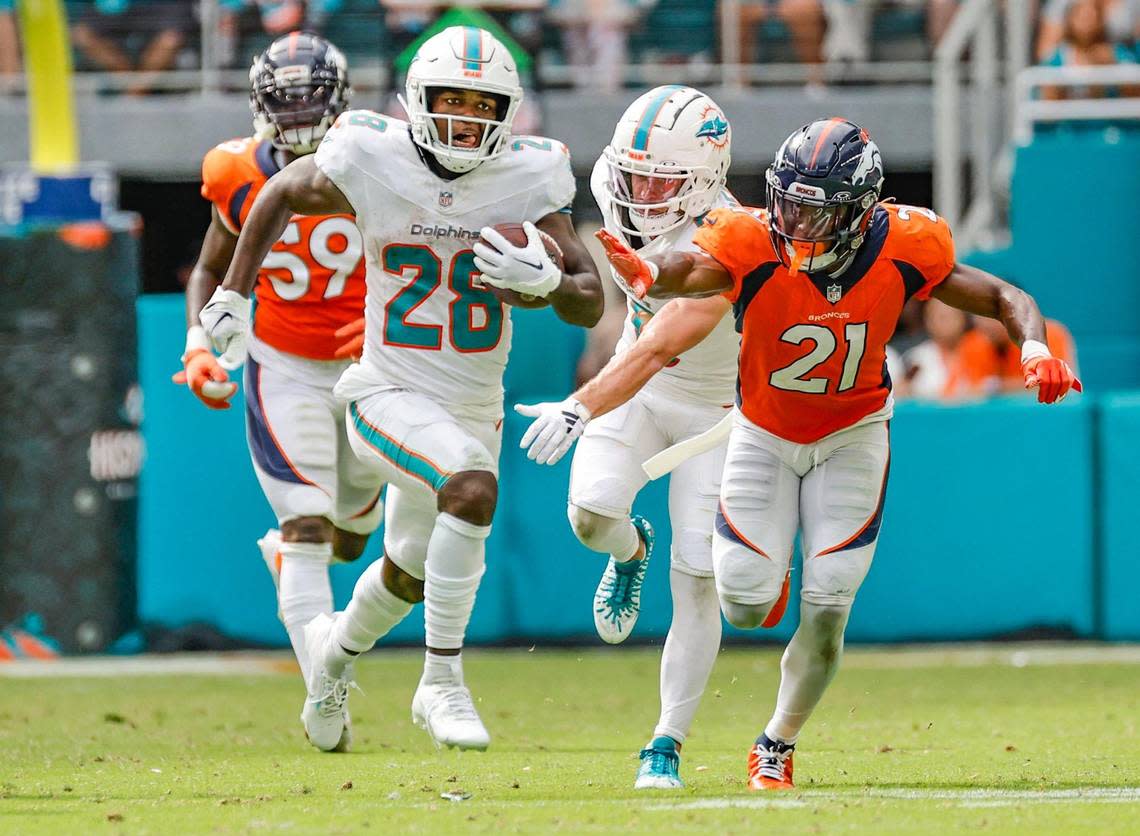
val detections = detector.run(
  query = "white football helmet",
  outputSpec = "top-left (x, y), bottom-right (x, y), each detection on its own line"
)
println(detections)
top-left (401, 26), bottom-right (524, 174)
top-left (603, 85), bottom-right (732, 240)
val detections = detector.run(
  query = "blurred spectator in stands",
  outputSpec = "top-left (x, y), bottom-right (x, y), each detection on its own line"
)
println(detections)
top-left (926, 0), bottom-right (960, 45)
top-left (900, 298), bottom-right (976, 401)
top-left (549, 0), bottom-right (651, 93)
top-left (823, 1), bottom-right (960, 65)
top-left (1039, 0), bottom-right (1138, 100)
top-left (736, 0), bottom-right (826, 85)
top-left (70, 0), bottom-right (193, 93)
top-left (957, 316), bottom-right (1079, 396)
top-left (0, 1), bottom-right (20, 93)
top-left (1037, 0), bottom-right (1138, 61)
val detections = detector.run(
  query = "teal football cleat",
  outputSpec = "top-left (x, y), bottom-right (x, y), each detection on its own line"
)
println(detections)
top-left (635, 736), bottom-right (684, 789)
top-left (593, 516), bottom-right (654, 644)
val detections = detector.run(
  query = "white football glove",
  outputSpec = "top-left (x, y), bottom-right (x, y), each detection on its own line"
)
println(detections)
top-left (474, 222), bottom-right (562, 298)
top-left (514, 397), bottom-right (591, 466)
top-left (199, 287), bottom-right (251, 370)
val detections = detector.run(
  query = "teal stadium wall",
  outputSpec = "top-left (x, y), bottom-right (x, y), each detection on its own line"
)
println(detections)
top-left (138, 295), bottom-right (1136, 645)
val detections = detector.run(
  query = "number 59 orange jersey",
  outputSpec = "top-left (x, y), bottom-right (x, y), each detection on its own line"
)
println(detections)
top-left (200, 137), bottom-right (366, 360)
top-left (692, 203), bottom-right (955, 443)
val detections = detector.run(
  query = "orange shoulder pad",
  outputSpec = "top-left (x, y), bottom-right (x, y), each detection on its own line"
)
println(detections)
top-left (881, 203), bottom-right (956, 300)
top-left (692, 206), bottom-right (773, 300)
top-left (200, 137), bottom-right (266, 234)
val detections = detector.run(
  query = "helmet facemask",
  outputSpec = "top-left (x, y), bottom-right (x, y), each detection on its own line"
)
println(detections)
top-left (401, 84), bottom-right (519, 174)
top-left (250, 45), bottom-right (349, 156)
top-left (603, 146), bottom-right (721, 241)
top-left (766, 168), bottom-right (877, 275)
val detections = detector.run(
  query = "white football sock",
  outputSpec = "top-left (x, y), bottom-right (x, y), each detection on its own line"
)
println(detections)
top-left (567, 504), bottom-right (641, 562)
top-left (327, 558), bottom-right (413, 677)
top-left (764, 601), bottom-right (852, 744)
top-left (423, 513), bottom-right (490, 652)
top-left (278, 540), bottom-right (334, 679)
top-left (421, 650), bottom-right (465, 687)
top-left (654, 570), bottom-right (723, 744)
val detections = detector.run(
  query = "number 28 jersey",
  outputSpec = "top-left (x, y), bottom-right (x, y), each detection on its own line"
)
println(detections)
top-left (200, 137), bottom-right (365, 361)
top-left (315, 110), bottom-right (576, 419)
top-left (692, 203), bottom-right (955, 443)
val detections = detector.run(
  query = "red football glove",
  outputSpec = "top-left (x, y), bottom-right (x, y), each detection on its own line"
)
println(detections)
top-left (1022, 356), bottom-right (1082, 404)
top-left (334, 317), bottom-right (365, 361)
top-left (595, 229), bottom-right (657, 298)
top-left (172, 348), bottom-right (238, 410)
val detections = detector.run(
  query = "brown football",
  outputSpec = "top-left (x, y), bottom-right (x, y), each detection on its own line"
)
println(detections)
top-left (476, 223), bottom-right (564, 309)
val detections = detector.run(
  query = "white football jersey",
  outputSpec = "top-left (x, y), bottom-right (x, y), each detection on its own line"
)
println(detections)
top-left (590, 156), bottom-right (740, 406)
top-left (316, 110), bottom-right (576, 419)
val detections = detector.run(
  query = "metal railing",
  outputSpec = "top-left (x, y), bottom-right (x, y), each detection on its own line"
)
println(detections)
top-left (932, 0), bottom-right (1033, 250)
top-left (1013, 65), bottom-right (1140, 143)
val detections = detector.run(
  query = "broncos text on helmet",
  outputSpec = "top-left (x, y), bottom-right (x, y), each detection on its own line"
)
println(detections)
top-left (250, 31), bottom-right (350, 155)
top-left (602, 85), bottom-right (732, 241)
top-left (765, 117), bottom-right (884, 276)
top-left (400, 26), bottom-right (524, 175)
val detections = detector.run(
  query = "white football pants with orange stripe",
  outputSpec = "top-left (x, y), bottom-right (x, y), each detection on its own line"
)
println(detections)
top-left (713, 410), bottom-right (890, 621)
top-left (244, 338), bottom-right (384, 534)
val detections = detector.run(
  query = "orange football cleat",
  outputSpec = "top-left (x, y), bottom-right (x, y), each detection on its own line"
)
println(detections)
top-left (747, 735), bottom-right (795, 790)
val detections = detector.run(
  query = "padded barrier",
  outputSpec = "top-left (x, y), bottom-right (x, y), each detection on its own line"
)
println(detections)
top-left (139, 295), bottom-right (1130, 644)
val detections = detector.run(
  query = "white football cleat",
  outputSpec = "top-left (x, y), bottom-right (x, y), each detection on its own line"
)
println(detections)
top-left (256, 529), bottom-right (283, 621)
top-left (411, 682), bottom-right (490, 751)
top-left (300, 613), bottom-right (353, 752)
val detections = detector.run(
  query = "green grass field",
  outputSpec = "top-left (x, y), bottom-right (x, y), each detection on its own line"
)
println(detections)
top-left (2, 645), bottom-right (1138, 834)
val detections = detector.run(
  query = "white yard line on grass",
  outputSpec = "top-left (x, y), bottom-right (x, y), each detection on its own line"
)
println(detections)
top-left (1, 643), bottom-right (1137, 678)
top-left (649, 787), bottom-right (1140, 812)
top-left (0, 652), bottom-right (297, 678)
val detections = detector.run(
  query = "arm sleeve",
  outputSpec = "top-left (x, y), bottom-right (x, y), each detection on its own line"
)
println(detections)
top-left (691, 207), bottom-right (770, 302)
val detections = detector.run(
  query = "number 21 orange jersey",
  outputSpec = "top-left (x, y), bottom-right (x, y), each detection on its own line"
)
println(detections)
top-left (692, 203), bottom-right (955, 443)
top-left (200, 137), bottom-right (365, 360)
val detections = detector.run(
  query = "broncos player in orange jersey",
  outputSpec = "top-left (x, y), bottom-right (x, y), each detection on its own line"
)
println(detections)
top-left (175, 32), bottom-right (381, 752)
top-left (529, 118), bottom-right (1080, 790)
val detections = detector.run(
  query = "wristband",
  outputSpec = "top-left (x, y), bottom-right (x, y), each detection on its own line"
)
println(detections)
top-left (1020, 339), bottom-right (1051, 365)
top-left (184, 325), bottom-right (211, 358)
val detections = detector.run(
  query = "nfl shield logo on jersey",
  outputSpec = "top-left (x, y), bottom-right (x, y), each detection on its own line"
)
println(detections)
top-left (439, 191), bottom-right (453, 208)
top-left (826, 284), bottom-right (842, 303)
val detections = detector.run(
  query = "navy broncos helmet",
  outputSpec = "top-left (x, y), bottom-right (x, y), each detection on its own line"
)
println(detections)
top-left (765, 118), bottom-right (884, 275)
top-left (250, 31), bottom-right (350, 155)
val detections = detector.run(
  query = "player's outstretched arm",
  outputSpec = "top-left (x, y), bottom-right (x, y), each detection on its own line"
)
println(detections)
top-left (594, 229), bottom-right (732, 299)
top-left (535, 211), bottom-right (605, 327)
top-left (174, 208), bottom-right (241, 408)
top-left (201, 156), bottom-right (353, 368)
top-left (514, 295), bottom-right (729, 465)
top-left (932, 262), bottom-right (1081, 403)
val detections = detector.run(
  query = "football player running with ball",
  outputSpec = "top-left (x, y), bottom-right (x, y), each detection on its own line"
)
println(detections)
top-left (554, 118), bottom-right (1079, 790)
top-left (177, 33), bottom-right (382, 752)
top-left (201, 26), bottom-right (603, 751)
top-left (515, 86), bottom-right (741, 789)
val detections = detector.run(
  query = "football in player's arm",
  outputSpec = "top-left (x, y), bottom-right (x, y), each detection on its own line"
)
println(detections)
top-left (203, 147), bottom-right (603, 360)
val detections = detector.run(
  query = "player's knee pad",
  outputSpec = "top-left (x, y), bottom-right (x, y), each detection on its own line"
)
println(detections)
top-left (567, 503), bottom-right (635, 557)
top-left (712, 536), bottom-right (785, 609)
top-left (670, 527), bottom-right (715, 578)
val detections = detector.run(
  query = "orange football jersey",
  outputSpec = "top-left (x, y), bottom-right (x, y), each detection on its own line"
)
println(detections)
top-left (693, 203), bottom-right (955, 443)
top-left (200, 137), bottom-right (365, 360)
